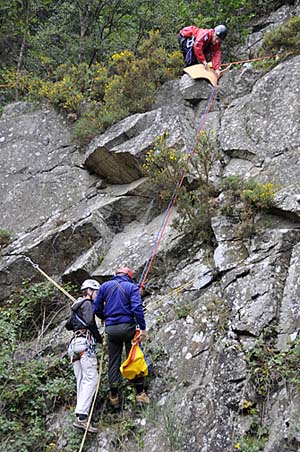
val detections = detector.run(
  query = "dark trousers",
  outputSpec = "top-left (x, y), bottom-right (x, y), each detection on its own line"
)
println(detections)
top-left (106, 323), bottom-right (144, 393)
top-left (178, 33), bottom-right (198, 67)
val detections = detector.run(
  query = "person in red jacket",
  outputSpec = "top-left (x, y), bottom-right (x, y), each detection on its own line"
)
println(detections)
top-left (178, 24), bottom-right (228, 77)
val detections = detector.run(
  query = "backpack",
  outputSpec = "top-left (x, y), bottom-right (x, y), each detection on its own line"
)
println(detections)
top-left (65, 310), bottom-right (87, 331)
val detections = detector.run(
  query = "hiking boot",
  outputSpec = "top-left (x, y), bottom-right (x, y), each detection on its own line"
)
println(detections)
top-left (109, 394), bottom-right (120, 409)
top-left (73, 419), bottom-right (99, 433)
top-left (136, 391), bottom-right (150, 405)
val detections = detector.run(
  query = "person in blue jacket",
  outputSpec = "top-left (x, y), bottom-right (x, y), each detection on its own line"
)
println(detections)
top-left (94, 266), bottom-right (149, 408)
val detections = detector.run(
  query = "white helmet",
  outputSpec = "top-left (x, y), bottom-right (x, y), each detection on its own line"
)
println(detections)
top-left (80, 279), bottom-right (100, 291)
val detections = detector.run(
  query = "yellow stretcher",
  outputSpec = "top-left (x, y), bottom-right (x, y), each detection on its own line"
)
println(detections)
top-left (183, 63), bottom-right (231, 86)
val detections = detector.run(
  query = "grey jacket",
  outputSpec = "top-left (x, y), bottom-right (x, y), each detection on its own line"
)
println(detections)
top-left (66, 297), bottom-right (102, 343)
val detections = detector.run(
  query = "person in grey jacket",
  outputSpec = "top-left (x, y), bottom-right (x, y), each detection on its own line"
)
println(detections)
top-left (66, 279), bottom-right (102, 433)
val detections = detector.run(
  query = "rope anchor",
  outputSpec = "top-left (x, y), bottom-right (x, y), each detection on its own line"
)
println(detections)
top-left (24, 256), bottom-right (39, 269)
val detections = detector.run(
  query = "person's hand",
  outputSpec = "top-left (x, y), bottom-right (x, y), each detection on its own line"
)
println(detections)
top-left (139, 330), bottom-right (147, 342)
top-left (203, 61), bottom-right (209, 71)
top-left (215, 69), bottom-right (221, 78)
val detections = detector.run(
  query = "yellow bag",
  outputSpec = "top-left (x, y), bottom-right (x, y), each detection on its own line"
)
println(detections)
top-left (120, 333), bottom-right (150, 380)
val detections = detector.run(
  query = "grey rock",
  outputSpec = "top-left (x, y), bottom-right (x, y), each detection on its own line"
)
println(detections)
top-left (92, 210), bottom-right (178, 280)
top-left (220, 57), bottom-right (300, 168)
top-left (277, 241), bottom-right (300, 348)
top-left (179, 74), bottom-right (215, 104)
top-left (0, 102), bottom-right (97, 234)
top-left (152, 79), bottom-right (186, 108)
top-left (84, 105), bottom-right (195, 184)
top-left (1, 18), bottom-right (300, 451)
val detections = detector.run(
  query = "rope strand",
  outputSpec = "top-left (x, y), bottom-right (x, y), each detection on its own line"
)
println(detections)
top-left (138, 84), bottom-right (218, 291)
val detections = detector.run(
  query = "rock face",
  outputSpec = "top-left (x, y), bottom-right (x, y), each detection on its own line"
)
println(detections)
top-left (84, 105), bottom-right (196, 184)
top-left (1, 5), bottom-right (300, 451)
top-left (0, 102), bottom-right (96, 234)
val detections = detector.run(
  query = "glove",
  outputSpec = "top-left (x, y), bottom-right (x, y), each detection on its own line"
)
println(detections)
top-left (215, 69), bottom-right (221, 77)
top-left (139, 330), bottom-right (147, 342)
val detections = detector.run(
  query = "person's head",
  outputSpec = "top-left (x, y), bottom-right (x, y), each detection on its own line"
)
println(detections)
top-left (116, 267), bottom-right (134, 279)
top-left (213, 24), bottom-right (228, 44)
top-left (80, 279), bottom-right (100, 300)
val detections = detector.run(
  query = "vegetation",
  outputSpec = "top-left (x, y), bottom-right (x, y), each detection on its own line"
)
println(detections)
top-left (0, 0), bottom-right (254, 76)
top-left (143, 136), bottom-right (277, 240)
top-left (1, 0), bottom-right (292, 142)
top-left (234, 401), bottom-right (269, 451)
top-left (259, 16), bottom-right (300, 57)
top-left (220, 175), bottom-right (277, 237)
top-left (0, 280), bottom-right (154, 450)
top-left (247, 332), bottom-right (300, 397)
top-left (5, 280), bottom-right (76, 340)
top-left (0, 281), bottom-right (76, 451)
top-left (0, 228), bottom-right (11, 250)
top-left (1, 0), bottom-right (277, 142)
top-left (143, 130), bottom-right (219, 241)
top-left (233, 328), bottom-right (300, 451)
top-left (234, 434), bottom-right (268, 452)
top-left (145, 401), bottom-right (187, 451)
top-left (1, 32), bottom-right (183, 145)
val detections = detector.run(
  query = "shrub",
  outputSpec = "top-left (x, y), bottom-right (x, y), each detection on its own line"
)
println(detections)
top-left (247, 334), bottom-right (300, 397)
top-left (4, 280), bottom-right (76, 341)
top-left (220, 176), bottom-right (277, 237)
top-left (0, 282), bottom-right (77, 452)
top-left (249, 0), bottom-right (293, 15)
top-left (0, 354), bottom-right (75, 452)
top-left (143, 132), bottom-right (187, 206)
top-left (0, 228), bottom-right (11, 249)
top-left (143, 130), bottom-right (219, 241)
top-left (259, 16), bottom-right (300, 58)
top-left (1, 31), bottom-right (182, 145)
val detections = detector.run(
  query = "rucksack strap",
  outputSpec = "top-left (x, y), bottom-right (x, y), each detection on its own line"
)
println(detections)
top-left (74, 313), bottom-right (87, 327)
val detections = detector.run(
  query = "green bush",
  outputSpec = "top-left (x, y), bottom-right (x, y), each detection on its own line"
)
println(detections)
top-left (259, 16), bottom-right (300, 58)
top-left (143, 130), bottom-right (219, 241)
top-left (2, 31), bottom-right (182, 145)
top-left (0, 228), bottom-right (11, 249)
top-left (247, 335), bottom-right (300, 397)
top-left (4, 280), bottom-right (76, 341)
top-left (0, 355), bottom-right (75, 452)
top-left (220, 176), bottom-right (277, 237)
top-left (0, 282), bottom-right (77, 452)
top-left (143, 132), bottom-right (187, 205)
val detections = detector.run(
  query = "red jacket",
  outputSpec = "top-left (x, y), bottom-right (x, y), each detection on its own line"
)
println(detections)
top-left (179, 26), bottom-right (221, 70)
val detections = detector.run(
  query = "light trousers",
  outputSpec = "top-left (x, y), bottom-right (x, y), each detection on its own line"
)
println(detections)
top-left (68, 336), bottom-right (98, 416)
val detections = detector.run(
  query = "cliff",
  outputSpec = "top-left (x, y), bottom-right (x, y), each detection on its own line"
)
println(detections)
top-left (0, 3), bottom-right (300, 451)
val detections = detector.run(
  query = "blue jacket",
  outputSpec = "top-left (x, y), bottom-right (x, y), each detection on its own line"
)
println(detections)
top-left (93, 275), bottom-right (146, 330)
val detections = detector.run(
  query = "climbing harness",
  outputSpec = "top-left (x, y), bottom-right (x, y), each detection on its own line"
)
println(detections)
top-left (24, 256), bottom-right (77, 303)
top-left (138, 84), bottom-right (218, 292)
top-left (68, 330), bottom-right (96, 363)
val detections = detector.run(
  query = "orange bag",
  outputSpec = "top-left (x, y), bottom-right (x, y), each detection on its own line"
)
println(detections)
top-left (120, 332), bottom-right (150, 380)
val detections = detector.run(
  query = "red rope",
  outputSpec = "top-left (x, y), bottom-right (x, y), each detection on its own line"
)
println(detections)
top-left (221, 52), bottom-right (297, 67)
top-left (139, 85), bottom-right (218, 292)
